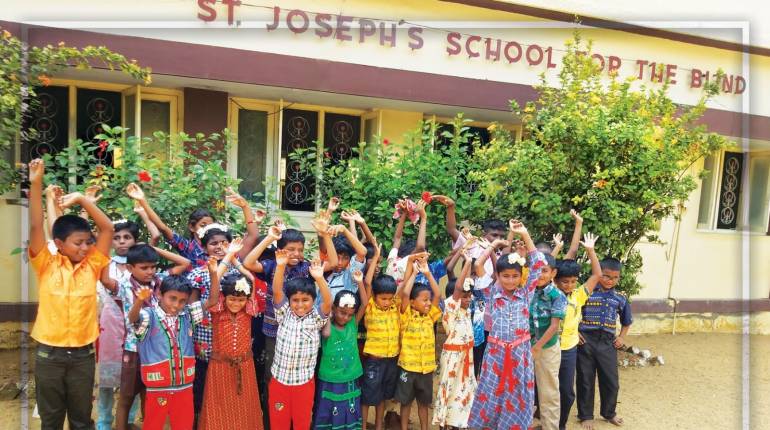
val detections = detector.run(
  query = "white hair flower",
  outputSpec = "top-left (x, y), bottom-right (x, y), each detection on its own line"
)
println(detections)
top-left (339, 293), bottom-right (357, 308)
top-left (507, 252), bottom-right (526, 266)
top-left (112, 218), bottom-right (128, 225)
top-left (234, 277), bottom-right (251, 295)
top-left (197, 223), bottom-right (229, 239)
top-left (462, 278), bottom-right (474, 292)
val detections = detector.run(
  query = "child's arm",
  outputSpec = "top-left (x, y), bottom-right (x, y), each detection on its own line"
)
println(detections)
top-left (432, 195), bottom-right (460, 243)
top-left (217, 237), bottom-right (244, 279)
top-left (414, 200), bottom-right (428, 253)
top-left (78, 185), bottom-right (102, 221)
top-left (317, 197), bottom-right (339, 255)
top-left (28, 160), bottom-right (47, 257)
top-left (364, 244), bottom-right (381, 297)
top-left (336, 224), bottom-right (367, 262)
top-left (242, 226), bottom-right (282, 273)
top-left (100, 267), bottom-right (118, 293)
top-left (401, 251), bottom-right (430, 287)
top-left (127, 286), bottom-right (153, 324)
top-left (59, 192), bottom-right (115, 257)
top-left (352, 210), bottom-right (378, 250)
top-left (44, 184), bottom-right (64, 238)
top-left (226, 187), bottom-right (263, 259)
top-left (400, 269), bottom-right (417, 313)
top-left (134, 203), bottom-right (162, 246)
top-left (474, 239), bottom-right (509, 278)
top-left (205, 257), bottom-right (221, 310)
top-left (153, 246), bottom-right (192, 275)
top-left (532, 317), bottom-right (561, 359)
top-left (418, 258), bottom-right (441, 307)
top-left (551, 233), bottom-right (564, 258)
top-left (564, 209), bottom-right (583, 260)
top-left (581, 233), bottom-right (601, 294)
top-left (272, 249), bottom-right (289, 305)
top-left (340, 210), bottom-right (359, 241)
top-left (126, 183), bottom-right (174, 242)
top-left (314, 217), bottom-right (338, 272)
top-left (443, 246), bottom-right (462, 280)
top-left (353, 269), bottom-right (368, 323)
top-left (453, 256), bottom-right (473, 301)
top-left (391, 201), bottom-right (407, 251)
top-left (509, 219), bottom-right (543, 292)
top-left (311, 259), bottom-right (332, 315)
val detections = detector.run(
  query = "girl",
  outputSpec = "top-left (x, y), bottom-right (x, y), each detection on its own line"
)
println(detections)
top-left (468, 220), bottom-right (546, 430)
top-left (199, 238), bottom-right (263, 430)
top-left (314, 271), bottom-right (368, 430)
top-left (433, 256), bottom-right (477, 430)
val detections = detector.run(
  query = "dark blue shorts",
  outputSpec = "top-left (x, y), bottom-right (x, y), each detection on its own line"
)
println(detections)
top-left (360, 356), bottom-right (398, 406)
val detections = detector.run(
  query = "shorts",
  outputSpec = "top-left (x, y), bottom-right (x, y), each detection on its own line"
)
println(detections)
top-left (360, 356), bottom-right (399, 406)
top-left (394, 367), bottom-right (433, 406)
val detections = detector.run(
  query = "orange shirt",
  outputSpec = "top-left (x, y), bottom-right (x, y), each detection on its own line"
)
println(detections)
top-left (29, 246), bottom-right (109, 347)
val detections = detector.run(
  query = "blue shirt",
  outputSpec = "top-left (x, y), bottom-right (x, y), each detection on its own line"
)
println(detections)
top-left (323, 257), bottom-right (366, 309)
top-left (415, 260), bottom-right (447, 285)
top-left (579, 288), bottom-right (633, 334)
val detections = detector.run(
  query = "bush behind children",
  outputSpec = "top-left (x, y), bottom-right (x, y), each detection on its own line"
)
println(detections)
top-left (25, 157), bottom-right (632, 430)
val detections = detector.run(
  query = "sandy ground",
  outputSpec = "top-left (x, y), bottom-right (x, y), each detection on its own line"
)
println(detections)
top-left (0, 333), bottom-right (767, 429)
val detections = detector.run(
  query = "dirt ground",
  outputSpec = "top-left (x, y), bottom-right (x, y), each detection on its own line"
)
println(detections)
top-left (1, 333), bottom-right (767, 429)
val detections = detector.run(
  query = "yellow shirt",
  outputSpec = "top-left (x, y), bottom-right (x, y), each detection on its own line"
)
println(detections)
top-left (560, 285), bottom-right (590, 350)
top-left (363, 297), bottom-right (401, 358)
top-left (30, 246), bottom-right (109, 347)
top-left (398, 304), bottom-right (442, 374)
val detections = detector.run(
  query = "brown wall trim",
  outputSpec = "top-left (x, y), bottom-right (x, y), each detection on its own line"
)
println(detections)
top-left (2, 21), bottom-right (768, 141)
top-left (443, 0), bottom-right (770, 57)
top-left (632, 298), bottom-right (770, 314)
top-left (0, 303), bottom-right (37, 323)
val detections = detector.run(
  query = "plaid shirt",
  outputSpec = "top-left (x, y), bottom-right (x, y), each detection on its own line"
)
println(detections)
top-left (187, 262), bottom-right (242, 361)
top-left (134, 300), bottom-right (204, 340)
top-left (117, 272), bottom-right (165, 352)
top-left (168, 232), bottom-right (208, 268)
top-left (261, 259), bottom-right (311, 338)
top-left (271, 300), bottom-right (328, 386)
top-left (529, 282), bottom-right (567, 348)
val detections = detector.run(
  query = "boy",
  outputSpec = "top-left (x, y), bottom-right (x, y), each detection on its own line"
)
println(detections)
top-left (326, 223), bottom-right (368, 301)
top-left (242, 216), bottom-right (338, 384)
top-left (115, 244), bottom-right (191, 430)
top-left (396, 258), bottom-right (442, 430)
top-left (530, 254), bottom-right (567, 430)
top-left (269, 254), bottom-right (331, 429)
top-left (556, 233), bottom-right (600, 430)
top-left (361, 274), bottom-right (402, 430)
top-left (27, 158), bottom-right (114, 429)
top-left (576, 257), bottom-right (632, 430)
top-left (128, 273), bottom-right (205, 430)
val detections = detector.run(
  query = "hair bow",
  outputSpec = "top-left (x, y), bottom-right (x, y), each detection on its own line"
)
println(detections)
top-left (197, 223), bottom-right (229, 239)
top-left (339, 293), bottom-right (357, 308)
top-left (234, 277), bottom-right (251, 295)
top-left (507, 252), bottom-right (526, 266)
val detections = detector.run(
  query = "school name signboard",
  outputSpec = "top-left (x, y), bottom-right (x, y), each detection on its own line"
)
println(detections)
top-left (195, 1), bottom-right (747, 95)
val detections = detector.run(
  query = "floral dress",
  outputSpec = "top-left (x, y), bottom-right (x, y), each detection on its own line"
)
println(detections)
top-left (433, 296), bottom-right (477, 428)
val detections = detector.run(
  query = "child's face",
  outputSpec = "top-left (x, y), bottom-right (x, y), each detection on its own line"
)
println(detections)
top-left (289, 291), bottom-right (314, 317)
top-left (128, 262), bottom-right (159, 284)
top-left (556, 276), bottom-right (579, 294)
top-left (498, 268), bottom-right (523, 291)
top-left (460, 291), bottom-right (472, 309)
top-left (332, 304), bottom-right (355, 327)
top-left (335, 253), bottom-right (351, 272)
top-left (205, 234), bottom-right (229, 260)
top-left (483, 228), bottom-right (506, 243)
top-left (225, 295), bottom-right (248, 314)
top-left (189, 216), bottom-right (214, 237)
top-left (599, 269), bottom-right (621, 290)
top-left (410, 290), bottom-right (432, 315)
top-left (374, 293), bottom-right (395, 309)
top-left (159, 290), bottom-right (189, 316)
top-left (537, 265), bottom-right (556, 287)
top-left (55, 231), bottom-right (93, 263)
top-left (281, 241), bottom-right (305, 266)
top-left (112, 229), bottom-right (137, 257)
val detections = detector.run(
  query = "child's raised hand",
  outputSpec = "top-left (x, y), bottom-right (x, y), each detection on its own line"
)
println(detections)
top-left (508, 219), bottom-right (528, 235)
top-left (491, 239), bottom-right (511, 250)
top-left (415, 258), bottom-right (430, 275)
top-left (133, 201), bottom-right (146, 215)
top-left (416, 199), bottom-right (427, 216)
top-left (311, 216), bottom-right (330, 234)
top-left (58, 192), bottom-right (84, 210)
top-left (552, 233), bottom-right (564, 248)
top-left (273, 219), bottom-right (287, 231)
top-left (513, 239), bottom-right (527, 256)
top-left (327, 197), bottom-right (341, 212)
top-left (340, 210), bottom-right (355, 223)
top-left (570, 209), bottom-right (583, 223)
top-left (28, 159), bottom-right (45, 183)
top-left (267, 225), bottom-right (282, 241)
top-left (227, 237), bottom-right (244, 255)
top-left (84, 185), bottom-right (102, 204)
top-left (407, 251), bottom-right (430, 263)
top-left (309, 258), bottom-right (324, 279)
top-left (330, 224), bottom-right (347, 236)
top-left (206, 256), bottom-right (218, 274)
top-left (275, 249), bottom-right (290, 266)
top-left (136, 286), bottom-right (153, 301)
top-left (253, 208), bottom-right (267, 224)
top-left (126, 183), bottom-right (146, 201)
top-left (225, 187), bottom-right (249, 208)
top-left (431, 195), bottom-right (455, 208)
top-left (352, 269), bottom-right (364, 284)
top-left (581, 232), bottom-right (598, 250)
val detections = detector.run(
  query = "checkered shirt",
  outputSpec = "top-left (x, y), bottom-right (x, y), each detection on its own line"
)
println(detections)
top-left (134, 300), bottom-right (204, 340)
top-left (271, 300), bottom-right (329, 386)
top-left (168, 232), bottom-right (208, 269)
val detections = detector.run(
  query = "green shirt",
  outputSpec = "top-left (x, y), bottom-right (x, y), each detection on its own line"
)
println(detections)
top-left (319, 320), bottom-right (363, 383)
top-left (529, 283), bottom-right (567, 349)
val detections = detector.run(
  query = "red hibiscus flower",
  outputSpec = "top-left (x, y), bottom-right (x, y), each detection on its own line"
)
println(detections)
top-left (421, 191), bottom-right (433, 204)
top-left (382, 138), bottom-right (390, 146)
top-left (97, 140), bottom-right (108, 157)
top-left (137, 170), bottom-right (152, 182)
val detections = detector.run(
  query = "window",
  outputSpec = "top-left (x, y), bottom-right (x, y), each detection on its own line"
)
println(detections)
top-left (281, 108), bottom-right (319, 212)
top-left (26, 86), bottom-right (69, 162)
top-left (236, 108), bottom-right (269, 198)
top-left (122, 86), bottom-right (179, 160)
top-left (76, 88), bottom-right (122, 166)
top-left (697, 149), bottom-right (770, 233)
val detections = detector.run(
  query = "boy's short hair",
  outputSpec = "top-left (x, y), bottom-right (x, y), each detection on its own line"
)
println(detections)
top-left (535, 241), bottom-right (553, 254)
top-left (220, 273), bottom-right (249, 297)
top-left (543, 254), bottom-right (557, 269)
top-left (159, 274), bottom-right (193, 295)
top-left (201, 227), bottom-right (232, 246)
top-left (333, 290), bottom-right (360, 311)
top-left (364, 242), bottom-right (377, 260)
top-left (495, 252), bottom-right (524, 274)
top-left (114, 220), bottom-right (141, 240)
top-left (372, 275), bottom-right (397, 296)
top-left (188, 208), bottom-right (214, 227)
top-left (409, 283), bottom-right (432, 300)
top-left (256, 235), bottom-right (277, 261)
top-left (555, 259), bottom-right (581, 279)
top-left (482, 219), bottom-right (507, 233)
top-left (397, 239), bottom-right (417, 258)
top-left (127, 244), bottom-right (159, 265)
top-left (600, 257), bottom-right (623, 272)
top-left (285, 277), bottom-right (317, 300)
top-left (278, 229), bottom-right (305, 249)
top-left (332, 236), bottom-right (354, 258)
top-left (52, 214), bottom-right (91, 242)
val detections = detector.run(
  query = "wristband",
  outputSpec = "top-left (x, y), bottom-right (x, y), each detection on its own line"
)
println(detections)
top-left (246, 219), bottom-right (257, 225)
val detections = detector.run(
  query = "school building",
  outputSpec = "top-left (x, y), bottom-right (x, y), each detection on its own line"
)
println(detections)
top-left (1, 0), bottom-right (769, 345)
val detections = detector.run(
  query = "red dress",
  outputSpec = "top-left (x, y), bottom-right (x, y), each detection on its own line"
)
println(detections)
top-left (199, 296), bottom-right (263, 430)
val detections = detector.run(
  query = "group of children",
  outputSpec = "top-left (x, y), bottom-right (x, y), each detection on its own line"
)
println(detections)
top-left (26, 156), bottom-right (633, 430)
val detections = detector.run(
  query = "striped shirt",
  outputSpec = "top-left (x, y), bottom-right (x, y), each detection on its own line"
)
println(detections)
top-left (398, 304), bottom-right (442, 374)
top-left (363, 297), bottom-right (401, 358)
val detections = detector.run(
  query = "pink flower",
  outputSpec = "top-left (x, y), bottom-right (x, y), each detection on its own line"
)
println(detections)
top-left (137, 171), bottom-right (152, 182)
